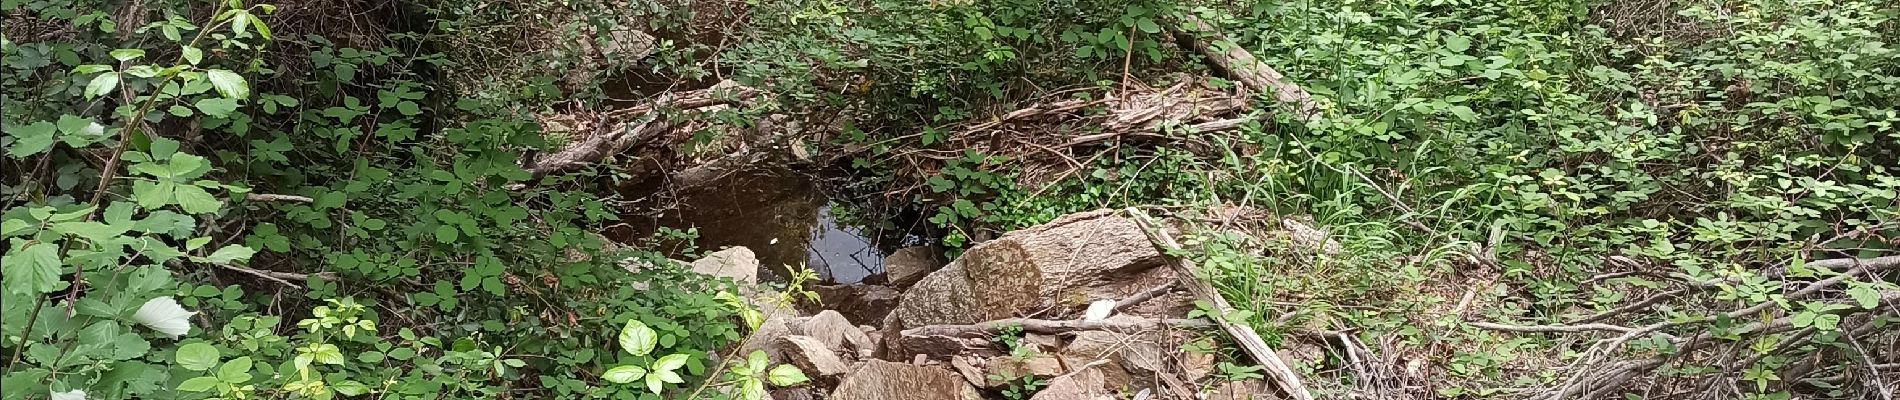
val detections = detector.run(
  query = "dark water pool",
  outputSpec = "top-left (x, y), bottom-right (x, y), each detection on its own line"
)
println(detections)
top-left (609, 167), bottom-right (927, 284)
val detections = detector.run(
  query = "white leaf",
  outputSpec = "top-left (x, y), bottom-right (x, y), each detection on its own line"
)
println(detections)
top-left (1083, 299), bottom-right (1115, 322)
top-left (50, 390), bottom-right (86, 400)
top-left (133, 296), bottom-right (197, 337)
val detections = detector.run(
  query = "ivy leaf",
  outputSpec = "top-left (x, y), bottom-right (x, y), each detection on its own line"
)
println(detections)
top-left (2, 241), bottom-right (63, 295)
top-left (602, 365), bottom-right (646, 384)
top-left (205, 69), bottom-right (249, 99)
top-left (767, 364), bottom-right (809, 387)
top-left (4, 121), bottom-right (58, 158)
top-left (617, 319), bottom-right (657, 356)
top-left (174, 343), bottom-right (220, 371)
top-left (84, 72), bottom-right (120, 99)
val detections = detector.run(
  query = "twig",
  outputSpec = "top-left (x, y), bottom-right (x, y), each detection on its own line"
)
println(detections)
top-left (901, 317), bottom-right (1213, 338)
top-left (1569, 289), bottom-right (1688, 324)
top-left (1468, 321), bottom-right (1650, 335)
top-left (244, 193), bottom-right (314, 203)
top-left (1113, 282), bottom-right (1178, 312)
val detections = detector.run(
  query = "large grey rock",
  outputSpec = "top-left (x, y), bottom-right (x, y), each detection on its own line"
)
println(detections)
top-left (801, 310), bottom-right (875, 359)
top-left (778, 335), bottom-right (851, 379)
top-left (740, 317), bottom-right (798, 364)
top-left (1056, 328), bottom-right (1165, 392)
top-left (811, 284), bottom-right (900, 325)
top-left (883, 246), bottom-right (945, 288)
top-left (827, 360), bottom-right (984, 400)
top-left (1029, 367), bottom-right (1110, 400)
top-left (691, 246), bottom-right (760, 284)
top-left (895, 210), bottom-right (1176, 328)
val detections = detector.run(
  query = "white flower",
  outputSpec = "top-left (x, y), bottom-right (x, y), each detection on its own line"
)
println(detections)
top-left (50, 389), bottom-right (86, 400)
top-left (133, 296), bottom-right (196, 337)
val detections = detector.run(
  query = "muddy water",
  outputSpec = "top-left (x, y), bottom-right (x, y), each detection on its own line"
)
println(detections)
top-left (611, 167), bottom-right (924, 284)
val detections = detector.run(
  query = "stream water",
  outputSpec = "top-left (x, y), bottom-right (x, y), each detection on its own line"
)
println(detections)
top-left (610, 167), bottom-right (928, 284)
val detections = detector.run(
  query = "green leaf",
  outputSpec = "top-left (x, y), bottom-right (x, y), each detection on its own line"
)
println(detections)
top-left (396, 101), bottom-right (420, 116)
top-left (175, 343), bottom-right (220, 371)
top-left (194, 98), bottom-right (240, 118)
top-left (618, 319), bottom-right (658, 356)
top-left (176, 376), bottom-right (221, 392)
top-left (204, 245), bottom-right (255, 265)
top-left (85, 73), bottom-right (120, 99)
top-left (2, 242), bottom-right (63, 295)
top-left (739, 379), bottom-right (766, 400)
top-left (645, 372), bottom-right (665, 394)
top-left (767, 364), bottom-right (809, 387)
top-left (171, 185), bottom-right (222, 214)
top-left (310, 343), bottom-right (344, 365)
top-left (432, 225), bottom-right (458, 243)
top-left (332, 380), bottom-right (370, 396)
top-left (218, 356), bottom-right (253, 383)
top-left (652, 354), bottom-right (689, 372)
top-left (1, 219), bottom-right (29, 236)
top-left (1445, 35), bottom-right (1471, 52)
top-left (205, 69), bottom-right (249, 99)
top-left (4, 121), bottom-right (57, 157)
top-left (602, 365), bottom-right (646, 384)
top-left (110, 48), bottom-right (146, 61)
top-left (181, 46), bottom-right (203, 65)
top-left (1136, 18), bottom-right (1160, 34)
top-left (1846, 284), bottom-right (1879, 309)
top-left (51, 221), bottom-right (130, 242)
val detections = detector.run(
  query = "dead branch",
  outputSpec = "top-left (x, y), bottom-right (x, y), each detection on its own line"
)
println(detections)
top-left (901, 318), bottom-right (1214, 338)
top-left (1467, 321), bottom-right (1648, 335)
top-left (522, 82), bottom-right (757, 180)
top-left (1127, 207), bottom-right (1316, 400)
top-left (1171, 15), bottom-right (1320, 121)
top-left (1112, 282), bottom-right (1178, 312)
top-left (244, 193), bottom-right (314, 203)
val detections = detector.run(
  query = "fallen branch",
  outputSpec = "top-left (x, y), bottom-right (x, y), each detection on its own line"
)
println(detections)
top-left (902, 318), bottom-right (1214, 338)
top-left (244, 193), bottom-right (313, 203)
top-left (523, 82), bottom-right (757, 180)
top-left (1127, 207), bottom-right (1315, 400)
top-left (1171, 15), bottom-right (1320, 121)
top-left (1112, 282), bottom-right (1178, 312)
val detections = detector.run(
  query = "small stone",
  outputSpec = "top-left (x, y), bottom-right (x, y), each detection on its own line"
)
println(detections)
top-left (1206, 379), bottom-right (1275, 400)
top-left (986, 354), bottom-right (1064, 387)
top-left (950, 355), bottom-right (987, 387)
top-left (778, 335), bottom-right (851, 378)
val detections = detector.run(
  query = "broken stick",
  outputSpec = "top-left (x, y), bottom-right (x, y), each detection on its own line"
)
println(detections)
top-left (1126, 207), bottom-right (1315, 400)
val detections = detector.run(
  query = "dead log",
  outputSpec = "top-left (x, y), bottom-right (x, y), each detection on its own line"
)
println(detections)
top-left (522, 81), bottom-right (757, 180)
top-left (901, 318), bottom-right (1215, 338)
top-left (1171, 15), bottom-right (1320, 121)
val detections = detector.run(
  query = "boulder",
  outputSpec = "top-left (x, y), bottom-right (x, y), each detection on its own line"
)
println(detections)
top-left (1029, 368), bottom-right (1110, 400)
top-left (740, 317), bottom-right (798, 363)
top-left (884, 246), bottom-right (945, 288)
top-left (691, 246), bottom-right (761, 284)
top-left (895, 210), bottom-right (1177, 328)
top-left (810, 284), bottom-right (901, 325)
top-left (1056, 328), bottom-right (1165, 391)
top-left (802, 310), bottom-right (875, 359)
top-left (778, 335), bottom-right (852, 379)
top-left (770, 388), bottom-right (816, 400)
top-left (828, 360), bottom-right (984, 400)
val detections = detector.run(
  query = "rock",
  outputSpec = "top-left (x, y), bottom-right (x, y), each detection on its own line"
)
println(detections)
top-left (802, 310), bottom-right (876, 359)
top-left (1024, 333), bottom-right (1062, 353)
top-left (770, 388), bottom-right (816, 400)
top-left (985, 354), bottom-right (1064, 387)
top-left (1280, 217), bottom-right (1342, 256)
top-left (1057, 329), bottom-right (1165, 391)
top-left (895, 210), bottom-right (1177, 328)
top-left (829, 360), bottom-right (984, 400)
top-left (1030, 368), bottom-right (1108, 400)
top-left (691, 247), bottom-right (760, 284)
top-left (884, 246), bottom-right (945, 288)
top-left (603, 27), bottom-right (656, 60)
top-left (950, 356), bottom-right (987, 387)
top-left (890, 332), bottom-right (1000, 362)
top-left (778, 335), bottom-right (852, 379)
top-left (1207, 379), bottom-right (1277, 400)
top-left (811, 284), bottom-right (901, 325)
top-left (1181, 345), bottom-right (1216, 382)
top-left (741, 317), bottom-right (798, 363)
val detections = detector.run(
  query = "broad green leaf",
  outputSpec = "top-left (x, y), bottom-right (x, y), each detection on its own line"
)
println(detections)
top-left (309, 343), bottom-right (344, 365)
top-left (1136, 18), bottom-right (1160, 33)
top-left (175, 343), bottom-right (220, 370)
top-left (1846, 284), bottom-right (1879, 309)
top-left (218, 356), bottom-right (253, 382)
top-left (51, 221), bottom-right (129, 242)
top-left (204, 245), bottom-right (255, 265)
top-left (176, 376), bottom-right (221, 392)
top-left (85, 73), bottom-right (120, 99)
top-left (205, 69), bottom-right (249, 99)
top-left (739, 379), bottom-right (767, 400)
top-left (2, 242), bottom-right (63, 295)
top-left (652, 354), bottom-right (689, 372)
top-left (181, 46), bottom-right (203, 65)
top-left (655, 369), bottom-right (682, 384)
top-left (1, 219), bottom-right (29, 236)
top-left (194, 98), bottom-right (240, 118)
top-left (432, 225), bottom-right (458, 243)
top-left (4, 121), bottom-right (57, 157)
top-left (767, 364), bottom-right (809, 387)
top-left (109, 48), bottom-right (145, 61)
top-left (332, 380), bottom-right (370, 396)
top-left (602, 365), bottom-right (646, 384)
top-left (645, 372), bottom-right (665, 394)
top-left (618, 319), bottom-right (657, 356)
top-left (171, 185), bottom-right (221, 214)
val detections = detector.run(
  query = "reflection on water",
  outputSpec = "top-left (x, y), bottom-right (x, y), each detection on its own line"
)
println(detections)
top-left (613, 167), bottom-right (900, 284)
